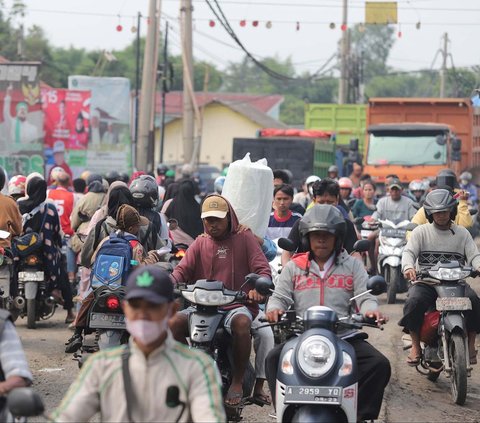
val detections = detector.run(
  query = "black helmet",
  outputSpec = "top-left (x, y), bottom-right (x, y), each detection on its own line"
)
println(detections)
top-left (423, 188), bottom-right (458, 223)
top-left (129, 174), bottom-right (159, 208)
top-left (299, 204), bottom-right (346, 255)
top-left (156, 163), bottom-right (169, 176)
top-left (0, 166), bottom-right (5, 190)
top-left (436, 169), bottom-right (459, 190)
top-left (119, 172), bottom-right (130, 184)
top-left (105, 170), bottom-right (120, 186)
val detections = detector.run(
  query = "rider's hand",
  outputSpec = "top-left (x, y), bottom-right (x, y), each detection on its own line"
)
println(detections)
top-left (237, 224), bottom-right (249, 233)
top-left (266, 309), bottom-right (284, 323)
top-left (404, 268), bottom-right (416, 281)
top-left (364, 310), bottom-right (388, 327)
top-left (248, 289), bottom-right (265, 303)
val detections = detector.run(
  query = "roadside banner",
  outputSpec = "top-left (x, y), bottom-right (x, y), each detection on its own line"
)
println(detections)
top-left (0, 62), bottom-right (43, 175)
top-left (42, 88), bottom-right (91, 178)
top-left (67, 76), bottom-right (132, 174)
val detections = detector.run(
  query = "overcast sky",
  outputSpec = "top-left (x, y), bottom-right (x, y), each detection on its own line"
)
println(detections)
top-left (5, 0), bottom-right (480, 76)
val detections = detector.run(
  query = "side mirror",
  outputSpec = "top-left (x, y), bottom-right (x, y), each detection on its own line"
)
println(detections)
top-left (451, 138), bottom-right (462, 162)
top-left (406, 223), bottom-right (418, 231)
top-left (367, 276), bottom-right (387, 296)
top-left (8, 388), bottom-right (45, 418)
top-left (469, 208), bottom-right (478, 216)
top-left (353, 239), bottom-right (370, 252)
top-left (278, 237), bottom-right (296, 252)
top-left (255, 277), bottom-right (273, 296)
top-left (168, 219), bottom-right (179, 230)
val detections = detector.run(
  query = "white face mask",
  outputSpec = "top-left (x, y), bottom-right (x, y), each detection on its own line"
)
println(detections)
top-left (461, 179), bottom-right (468, 186)
top-left (126, 315), bottom-right (169, 346)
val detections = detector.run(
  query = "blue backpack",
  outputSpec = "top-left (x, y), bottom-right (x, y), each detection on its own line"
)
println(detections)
top-left (90, 231), bottom-right (139, 289)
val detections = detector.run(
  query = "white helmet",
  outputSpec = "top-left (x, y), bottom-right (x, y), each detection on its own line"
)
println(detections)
top-left (306, 175), bottom-right (321, 186)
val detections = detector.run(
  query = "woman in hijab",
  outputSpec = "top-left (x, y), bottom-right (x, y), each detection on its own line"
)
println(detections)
top-left (17, 176), bottom-right (75, 323)
top-left (164, 179), bottom-right (203, 246)
top-left (161, 181), bottom-right (179, 214)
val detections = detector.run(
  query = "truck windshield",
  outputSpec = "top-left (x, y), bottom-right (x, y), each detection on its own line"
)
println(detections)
top-left (367, 134), bottom-right (447, 165)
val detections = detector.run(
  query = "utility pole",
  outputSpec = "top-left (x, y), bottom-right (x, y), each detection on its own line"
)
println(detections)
top-left (439, 32), bottom-right (449, 98)
top-left (137, 0), bottom-right (161, 171)
top-left (159, 22), bottom-right (169, 163)
top-left (133, 12), bottom-right (142, 168)
top-left (338, 0), bottom-right (348, 104)
top-left (181, 0), bottom-right (195, 165)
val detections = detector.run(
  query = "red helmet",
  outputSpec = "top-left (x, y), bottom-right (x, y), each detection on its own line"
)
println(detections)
top-left (338, 177), bottom-right (353, 189)
top-left (8, 175), bottom-right (27, 196)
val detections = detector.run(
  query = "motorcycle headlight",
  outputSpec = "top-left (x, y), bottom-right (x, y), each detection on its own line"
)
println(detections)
top-left (181, 288), bottom-right (236, 306)
top-left (338, 351), bottom-right (353, 376)
top-left (281, 348), bottom-right (294, 375)
top-left (297, 335), bottom-right (336, 378)
top-left (428, 268), bottom-right (470, 281)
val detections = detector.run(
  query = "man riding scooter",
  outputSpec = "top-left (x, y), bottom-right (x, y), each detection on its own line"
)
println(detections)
top-left (265, 205), bottom-right (391, 422)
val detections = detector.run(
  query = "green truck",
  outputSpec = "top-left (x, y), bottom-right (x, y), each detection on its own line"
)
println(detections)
top-left (304, 104), bottom-right (367, 153)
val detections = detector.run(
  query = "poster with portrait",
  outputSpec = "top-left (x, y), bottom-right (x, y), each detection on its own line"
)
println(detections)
top-left (68, 76), bottom-right (132, 175)
top-left (0, 62), bottom-right (44, 175)
top-left (42, 88), bottom-right (91, 178)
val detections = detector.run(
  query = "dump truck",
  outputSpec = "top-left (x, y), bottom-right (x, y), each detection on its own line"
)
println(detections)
top-left (364, 97), bottom-right (480, 184)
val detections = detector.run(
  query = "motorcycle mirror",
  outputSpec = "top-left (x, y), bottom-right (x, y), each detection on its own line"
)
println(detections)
top-left (406, 223), bottom-right (418, 231)
top-left (255, 277), bottom-right (273, 296)
top-left (469, 208), bottom-right (478, 216)
top-left (0, 230), bottom-right (10, 239)
top-left (168, 219), bottom-right (178, 230)
top-left (8, 388), bottom-right (45, 418)
top-left (278, 237), bottom-right (296, 252)
top-left (353, 239), bottom-right (370, 252)
top-left (367, 276), bottom-right (387, 296)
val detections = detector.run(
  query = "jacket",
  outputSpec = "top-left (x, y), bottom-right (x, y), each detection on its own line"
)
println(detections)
top-left (51, 334), bottom-right (225, 422)
top-left (0, 194), bottom-right (22, 249)
top-left (411, 200), bottom-right (473, 228)
top-left (71, 191), bottom-right (106, 234)
top-left (171, 197), bottom-right (271, 316)
top-left (267, 250), bottom-right (378, 319)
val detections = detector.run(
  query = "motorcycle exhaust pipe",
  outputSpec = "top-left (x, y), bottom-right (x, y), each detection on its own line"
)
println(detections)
top-left (13, 296), bottom-right (25, 310)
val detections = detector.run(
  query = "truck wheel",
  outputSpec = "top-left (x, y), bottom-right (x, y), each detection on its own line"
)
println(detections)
top-left (26, 299), bottom-right (36, 329)
top-left (386, 265), bottom-right (399, 304)
top-left (450, 333), bottom-right (467, 405)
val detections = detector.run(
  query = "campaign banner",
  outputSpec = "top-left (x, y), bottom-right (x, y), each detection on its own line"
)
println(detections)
top-left (42, 88), bottom-right (91, 178)
top-left (0, 62), bottom-right (43, 175)
top-left (68, 76), bottom-right (132, 175)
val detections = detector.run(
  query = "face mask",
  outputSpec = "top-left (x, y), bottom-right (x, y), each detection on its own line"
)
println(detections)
top-left (126, 317), bottom-right (168, 346)
top-left (461, 179), bottom-right (468, 186)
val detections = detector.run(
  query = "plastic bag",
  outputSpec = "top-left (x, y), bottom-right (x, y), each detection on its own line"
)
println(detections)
top-left (222, 153), bottom-right (273, 238)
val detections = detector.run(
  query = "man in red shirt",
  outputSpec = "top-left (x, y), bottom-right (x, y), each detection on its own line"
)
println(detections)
top-left (48, 170), bottom-right (76, 282)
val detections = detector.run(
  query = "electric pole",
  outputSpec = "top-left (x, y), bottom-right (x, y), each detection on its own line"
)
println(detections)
top-left (439, 32), bottom-right (449, 98)
top-left (137, 0), bottom-right (161, 171)
top-left (181, 0), bottom-right (195, 165)
top-left (338, 0), bottom-right (348, 104)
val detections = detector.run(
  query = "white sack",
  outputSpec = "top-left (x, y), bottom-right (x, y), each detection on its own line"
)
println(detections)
top-left (222, 153), bottom-right (273, 238)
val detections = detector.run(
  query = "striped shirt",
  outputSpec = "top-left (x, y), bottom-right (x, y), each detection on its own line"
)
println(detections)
top-left (266, 210), bottom-right (302, 240)
top-left (51, 333), bottom-right (225, 422)
top-left (0, 320), bottom-right (32, 382)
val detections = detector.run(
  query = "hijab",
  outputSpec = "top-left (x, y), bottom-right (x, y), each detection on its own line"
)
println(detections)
top-left (163, 182), bottom-right (179, 203)
top-left (107, 185), bottom-right (135, 219)
top-left (166, 179), bottom-right (203, 239)
top-left (18, 176), bottom-right (47, 215)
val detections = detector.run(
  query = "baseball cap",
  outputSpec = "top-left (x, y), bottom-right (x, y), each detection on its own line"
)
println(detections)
top-left (125, 265), bottom-right (174, 304)
top-left (388, 177), bottom-right (403, 190)
top-left (201, 195), bottom-right (228, 219)
top-left (116, 204), bottom-right (149, 229)
top-left (53, 140), bottom-right (65, 154)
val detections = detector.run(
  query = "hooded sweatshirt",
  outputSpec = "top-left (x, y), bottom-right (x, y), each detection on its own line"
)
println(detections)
top-left (171, 197), bottom-right (271, 316)
top-left (267, 250), bottom-right (378, 319)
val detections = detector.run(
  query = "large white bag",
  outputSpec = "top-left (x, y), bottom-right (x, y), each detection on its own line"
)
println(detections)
top-left (222, 153), bottom-right (273, 238)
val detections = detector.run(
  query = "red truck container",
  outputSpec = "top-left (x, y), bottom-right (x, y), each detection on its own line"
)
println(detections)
top-left (364, 97), bottom-right (480, 184)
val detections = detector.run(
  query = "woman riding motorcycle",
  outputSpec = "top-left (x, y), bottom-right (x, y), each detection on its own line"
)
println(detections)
top-left (265, 204), bottom-right (391, 421)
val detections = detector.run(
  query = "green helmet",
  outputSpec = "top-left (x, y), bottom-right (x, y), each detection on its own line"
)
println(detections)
top-left (165, 169), bottom-right (175, 178)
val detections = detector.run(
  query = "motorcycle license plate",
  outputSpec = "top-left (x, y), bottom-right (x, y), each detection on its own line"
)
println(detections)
top-left (284, 386), bottom-right (342, 404)
top-left (89, 312), bottom-right (125, 329)
top-left (18, 271), bottom-right (44, 282)
top-left (381, 228), bottom-right (406, 238)
top-left (436, 297), bottom-right (471, 311)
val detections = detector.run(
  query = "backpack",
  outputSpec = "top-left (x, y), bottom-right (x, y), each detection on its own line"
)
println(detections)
top-left (13, 204), bottom-right (48, 257)
top-left (90, 231), bottom-right (139, 289)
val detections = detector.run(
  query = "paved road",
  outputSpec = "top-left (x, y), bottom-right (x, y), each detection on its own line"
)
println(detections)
top-left (16, 281), bottom-right (480, 422)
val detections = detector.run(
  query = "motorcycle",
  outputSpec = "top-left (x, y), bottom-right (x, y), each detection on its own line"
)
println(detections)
top-left (179, 275), bottom-right (272, 422)
top-left (14, 249), bottom-right (56, 329)
top-left (377, 218), bottom-right (414, 304)
top-left (74, 285), bottom-right (128, 368)
top-left (0, 231), bottom-right (18, 319)
top-left (261, 276), bottom-right (387, 423)
top-left (408, 260), bottom-right (476, 405)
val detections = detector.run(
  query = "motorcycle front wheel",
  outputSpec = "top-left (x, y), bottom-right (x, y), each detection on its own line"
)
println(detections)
top-left (449, 333), bottom-right (467, 405)
top-left (26, 299), bottom-right (36, 329)
top-left (385, 265), bottom-right (399, 304)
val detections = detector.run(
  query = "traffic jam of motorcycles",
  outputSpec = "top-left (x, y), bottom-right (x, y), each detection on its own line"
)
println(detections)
top-left (1, 158), bottom-right (480, 423)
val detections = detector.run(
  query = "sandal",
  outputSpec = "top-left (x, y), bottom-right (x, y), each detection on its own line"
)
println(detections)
top-left (406, 355), bottom-right (421, 367)
top-left (470, 350), bottom-right (478, 365)
top-left (249, 393), bottom-right (271, 406)
top-left (224, 388), bottom-right (243, 407)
